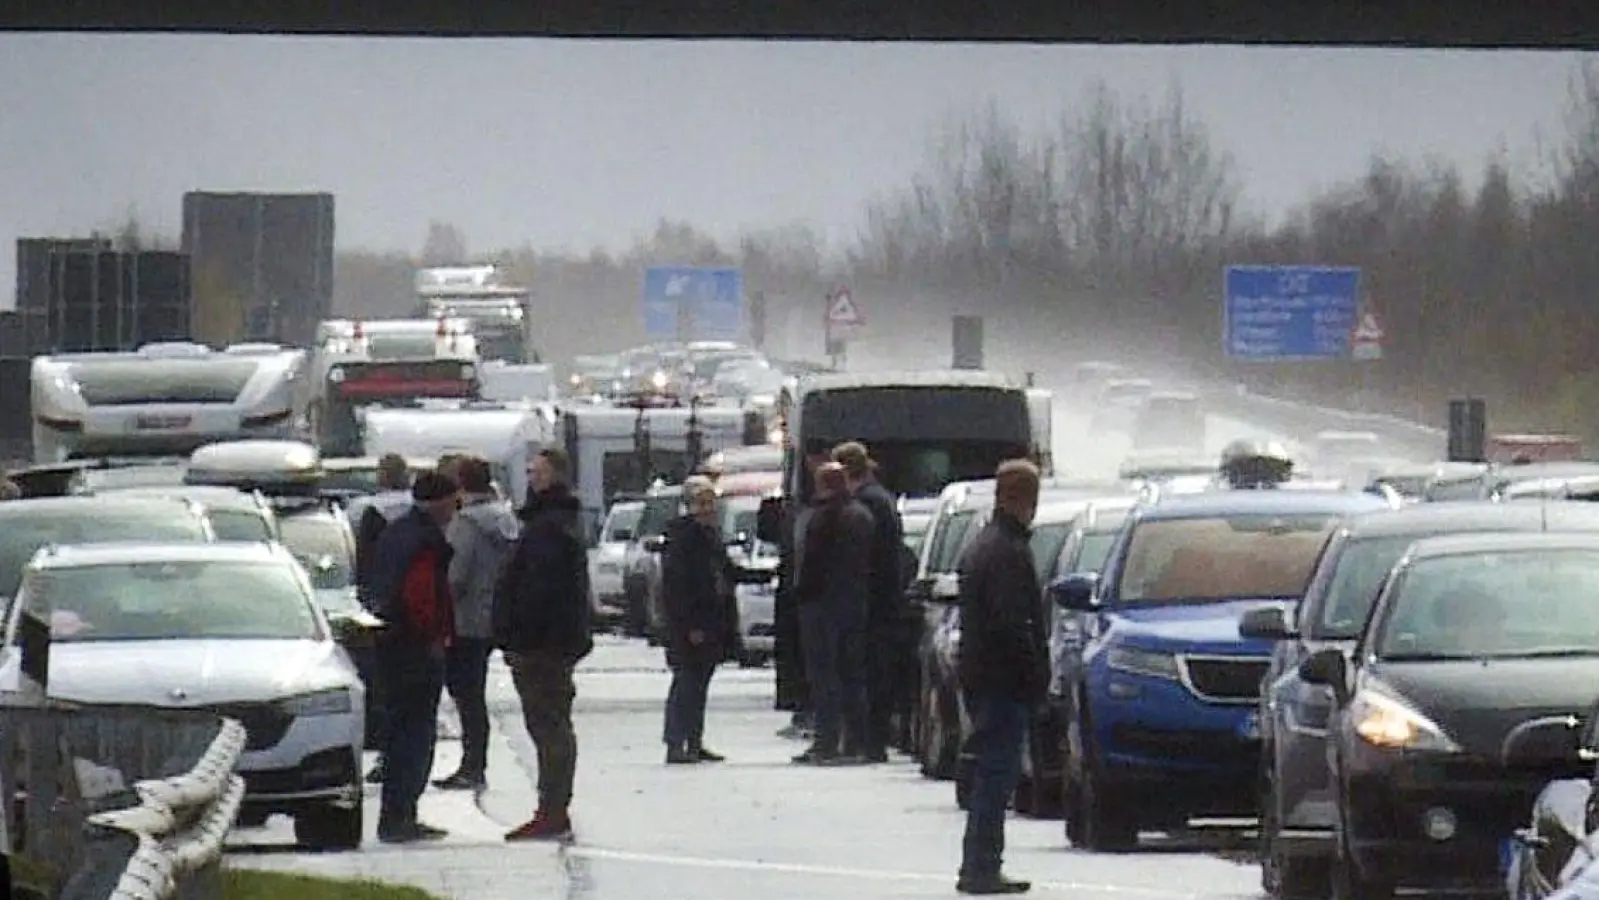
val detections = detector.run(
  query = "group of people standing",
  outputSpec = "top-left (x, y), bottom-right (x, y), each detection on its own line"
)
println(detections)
top-left (353, 447), bottom-right (593, 845)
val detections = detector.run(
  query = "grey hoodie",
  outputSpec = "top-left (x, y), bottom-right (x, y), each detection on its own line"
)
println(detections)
top-left (445, 493), bottom-right (522, 639)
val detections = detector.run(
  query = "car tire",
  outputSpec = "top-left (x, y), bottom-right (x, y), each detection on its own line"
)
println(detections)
top-left (294, 799), bottom-right (363, 852)
top-left (1065, 712), bottom-right (1139, 852)
top-left (1260, 760), bottom-right (1328, 900)
top-left (1019, 727), bottom-right (1063, 820)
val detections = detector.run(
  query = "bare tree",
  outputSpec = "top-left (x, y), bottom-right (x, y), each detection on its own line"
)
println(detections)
top-left (420, 220), bottom-right (469, 265)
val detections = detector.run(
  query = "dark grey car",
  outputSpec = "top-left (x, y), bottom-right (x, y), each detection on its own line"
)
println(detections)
top-left (1242, 500), bottom-right (1599, 900)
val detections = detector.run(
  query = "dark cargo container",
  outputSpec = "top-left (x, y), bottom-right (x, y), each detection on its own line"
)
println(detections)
top-left (11, 246), bottom-right (191, 354)
top-left (15, 237), bottom-right (112, 313)
top-left (0, 357), bottom-right (30, 464)
top-left (182, 192), bottom-right (335, 347)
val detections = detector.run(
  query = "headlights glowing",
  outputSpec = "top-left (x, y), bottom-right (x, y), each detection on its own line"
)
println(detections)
top-left (1350, 690), bottom-right (1459, 752)
top-left (651, 370), bottom-right (669, 390)
top-left (280, 688), bottom-right (353, 718)
top-left (1106, 646), bottom-right (1181, 680)
top-left (767, 427), bottom-right (784, 445)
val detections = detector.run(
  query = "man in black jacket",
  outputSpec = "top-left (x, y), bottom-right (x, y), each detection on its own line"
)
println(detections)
top-left (831, 441), bottom-right (906, 763)
top-left (494, 447), bottom-right (593, 842)
top-left (791, 462), bottom-right (875, 765)
top-left (349, 452), bottom-right (413, 785)
top-left (955, 459), bottom-right (1046, 895)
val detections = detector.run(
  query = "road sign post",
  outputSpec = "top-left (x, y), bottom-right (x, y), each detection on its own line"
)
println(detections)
top-left (642, 267), bottom-right (744, 341)
top-left (1351, 311), bottom-right (1385, 361)
top-left (824, 287), bottom-right (864, 368)
top-left (1223, 265), bottom-right (1361, 361)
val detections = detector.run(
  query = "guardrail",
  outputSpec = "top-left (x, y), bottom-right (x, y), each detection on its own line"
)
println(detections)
top-left (1, 700), bottom-right (243, 900)
top-left (1202, 386), bottom-right (1448, 462)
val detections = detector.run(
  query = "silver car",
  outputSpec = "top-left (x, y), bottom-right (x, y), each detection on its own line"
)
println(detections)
top-left (0, 541), bottom-right (367, 851)
top-left (590, 500), bottom-right (643, 622)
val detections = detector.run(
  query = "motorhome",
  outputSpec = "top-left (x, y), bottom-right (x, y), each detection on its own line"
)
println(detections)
top-left (359, 401), bottom-right (557, 506)
top-left (30, 342), bottom-right (307, 464)
top-left (414, 265), bottom-right (534, 364)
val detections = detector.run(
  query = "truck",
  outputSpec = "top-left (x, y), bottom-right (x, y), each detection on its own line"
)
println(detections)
top-left (1488, 432), bottom-right (1585, 464)
top-left (414, 265), bottom-right (535, 364)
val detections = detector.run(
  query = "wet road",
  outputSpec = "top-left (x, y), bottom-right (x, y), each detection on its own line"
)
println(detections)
top-left (230, 638), bottom-right (1263, 899)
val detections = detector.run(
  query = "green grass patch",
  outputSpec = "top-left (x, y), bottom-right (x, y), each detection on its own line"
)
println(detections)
top-left (224, 868), bottom-right (443, 900)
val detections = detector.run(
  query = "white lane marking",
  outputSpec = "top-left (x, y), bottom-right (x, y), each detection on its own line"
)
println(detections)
top-left (558, 844), bottom-right (1215, 898)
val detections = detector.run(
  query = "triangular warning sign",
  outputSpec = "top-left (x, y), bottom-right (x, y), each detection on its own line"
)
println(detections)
top-left (1353, 312), bottom-right (1384, 341)
top-left (827, 290), bottom-right (863, 326)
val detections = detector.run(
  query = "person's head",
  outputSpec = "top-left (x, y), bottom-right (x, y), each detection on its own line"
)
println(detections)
top-left (683, 475), bottom-right (719, 524)
top-left (376, 453), bottom-right (411, 491)
top-left (531, 447), bottom-right (571, 494)
top-left (412, 470), bottom-right (460, 525)
top-left (456, 455), bottom-right (494, 496)
top-left (994, 458), bottom-right (1042, 527)
top-left (435, 453), bottom-right (465, 483)
top-left (814, 462), bottom-right (848, 502)
top-left (831, 441), bottom-right (874, 491)
top-left (0, 479), bottom-right (20, 502)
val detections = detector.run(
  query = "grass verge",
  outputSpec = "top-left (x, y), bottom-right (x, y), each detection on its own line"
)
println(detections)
top-left (224, 868), bottom-right (444, 900)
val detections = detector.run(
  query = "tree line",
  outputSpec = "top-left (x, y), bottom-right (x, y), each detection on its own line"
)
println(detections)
top-left (328, 62), bottom-right (1599, 438)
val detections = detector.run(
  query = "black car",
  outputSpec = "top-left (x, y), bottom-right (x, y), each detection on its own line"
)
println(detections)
top-left (1297, 531), bottom-right (1599, 898)
top-left (1243, 500), bottom-right (1599, 900)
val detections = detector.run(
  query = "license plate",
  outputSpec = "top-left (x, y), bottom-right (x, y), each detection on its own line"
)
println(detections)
top-left (1499, 837), bottom-right (1515, 877)
top-left (134, 414), bottom-right (192, 430)
top-left (1238, 711), bottom-right (1261, 740)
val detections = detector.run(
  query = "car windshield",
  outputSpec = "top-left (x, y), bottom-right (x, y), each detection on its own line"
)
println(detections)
top-left (903, 513), bottom-right (933, 549)
top-left (1029, 522), bottom-right (1074, 583)
top-left (26, 560), bottom-right (322, 643)
top-left (602, 504), bottom-right (643, 542)
top-left (1313, 533), bottom-right (1435, 637)
top-left (1071, 530), bottom-right (1122, 575)
top-left (0, 508), bottom-right (209, 596)
top-left (636, 492), bottom-right (683, 539)
top-left (320, 467), bottom-right (380, 494)
top-left (76, 465), bottom-right (188, 492)
top-left (1425, 478), bottom-right (1485, 502)
top-left (365, 333), bottom-right (438, 360)
top-left (1375, 549), bottom-right (1599, 660)
top-left (1371, 474), bottom-right (1431, 498)
top-left (206, 507), bottom-right (274, 542)
top-left (931, 509), bottom-right (983, 574)
top-left (1118, 513), bottom-right (1338, 603)
top-left (275, 513), bottom-right (353, 590)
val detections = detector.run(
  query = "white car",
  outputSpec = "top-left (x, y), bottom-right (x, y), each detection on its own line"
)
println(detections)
top-left (590, 500), bottom-right (643, 622)
top-left (0, 541), bottom-right (367, 851)
top-left (732, 538), bottom-right (779, 667)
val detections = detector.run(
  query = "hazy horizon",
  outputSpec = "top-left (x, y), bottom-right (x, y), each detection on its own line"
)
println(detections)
top-left (0, 37), bottom-right (1592, 307)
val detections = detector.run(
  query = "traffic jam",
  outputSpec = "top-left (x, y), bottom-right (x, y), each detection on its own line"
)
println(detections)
top-left (7, 263), bottom-right (1599, 898)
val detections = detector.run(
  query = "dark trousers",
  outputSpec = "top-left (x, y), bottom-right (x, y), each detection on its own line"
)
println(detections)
top-left (799, 602), bottom-right (867, 754)
top-left (378, 639), bottom-right (445, 831)
top-left (774, 587), bottom-right (810, 713)
top-left (444, 637), bottom-right (493, 777)
top-left (664, 653), bottom-right (718, 750)
top-left (507, 652), bottom-right (578, 813)
top-left (864, 615), bottom-right (902, 756)
top-left (960, 691), bottom-right (1030, 880)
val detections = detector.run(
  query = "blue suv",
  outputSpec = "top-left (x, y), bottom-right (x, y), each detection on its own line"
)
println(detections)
top-left (1051, 489), bottom-right (1388, 851)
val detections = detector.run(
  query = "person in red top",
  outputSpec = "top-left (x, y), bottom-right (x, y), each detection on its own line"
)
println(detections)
top-left (367, 469), bottom-right (460, 844)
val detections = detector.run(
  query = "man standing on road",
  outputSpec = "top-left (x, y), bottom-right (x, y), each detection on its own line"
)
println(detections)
top-left (436, 455), bottom-right (520, 792)
top-left (831, 441), bottom-right (906, 764)
top-left (494, 447), bottom-right (593, 842)
top-left (367, 470), bottom-right (461, 844)
top-left (659, 476), bottom-right (743, 764)
top-left (791, 463), bottom-right (874, 765)
top-left (349, 452), bottom-right (415, 786)
top-left (955, 459), bottom-right (1046, 895)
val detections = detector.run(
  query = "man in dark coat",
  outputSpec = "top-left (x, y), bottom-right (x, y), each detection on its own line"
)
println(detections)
top-left (366, 470), bottom-right (460, 844)
top-left (659, 476), bottom-right (743, 764)
top-left (955, 459), bottom-right (1046, 895)
top-left (791, 462), bottom-right (875, 765)
top-left (349, 452), bottom-right (414, 785)
top-left (494, 447), bottom-right (593, 841)
top-left (831, 441), bottom-right (907, 763)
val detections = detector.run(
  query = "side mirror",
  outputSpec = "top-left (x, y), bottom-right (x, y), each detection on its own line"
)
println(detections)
top-left (328, 610), bottom-right (385, 646)
top-left (1239, 606), bottom-right (1294, 641)
top-left (1297, 648), bottom-right (1350, 703)
top-left (756, 496), bottom-right (784, 545)
top-left (1049, 572), bottom-right (1101, 612)
top-left (642, 535), bottom-right (667, 554)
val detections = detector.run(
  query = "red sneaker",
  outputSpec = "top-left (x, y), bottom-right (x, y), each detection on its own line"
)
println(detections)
top-left (505, 809), bottom-right (573, 842)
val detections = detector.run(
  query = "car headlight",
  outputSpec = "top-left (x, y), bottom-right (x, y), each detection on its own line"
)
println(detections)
top-left (651, 370), bottom-right (669, 390)
top-left (280, 688), bottom-right (354, 717)
top-left (1349, 689), bottom-right (1459, 752)
top-left (327, 367), bottom-right (346, 384)
top-left (1106, 646), bottom-right (1181, 680)
top-left (569, 374), bottom-right (582, 386)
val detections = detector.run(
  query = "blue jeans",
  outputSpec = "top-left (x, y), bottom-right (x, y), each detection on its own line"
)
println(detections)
top-left (378, 639), bottom-right (445, 831)
top-left (960, 692), bottom-right (1029, 880)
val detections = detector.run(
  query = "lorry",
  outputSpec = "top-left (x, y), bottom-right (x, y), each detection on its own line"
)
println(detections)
top-left (414, 265), bottom-right (535, 364)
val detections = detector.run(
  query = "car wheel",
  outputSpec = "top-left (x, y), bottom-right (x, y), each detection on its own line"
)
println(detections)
top-left (1021, 731), bottom-right (1063, 819)
top-left (1068, 714), bottom-right (1139, 852)
top-left (1260, 760), bottom-right (1327, 900)
top-left (294, 799), bottom-right (363, 852)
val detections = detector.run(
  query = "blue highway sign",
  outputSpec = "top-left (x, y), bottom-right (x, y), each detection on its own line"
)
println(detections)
top-left (1224, 265), bottom-right (1360, 361)
top-left (642, 267), bottom-right (744, 340)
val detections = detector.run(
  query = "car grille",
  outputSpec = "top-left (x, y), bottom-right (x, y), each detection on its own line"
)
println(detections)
top-left (1180, 656), bottom-right (1270, 703)
top-left (211, 702), bottom-right (293, 751)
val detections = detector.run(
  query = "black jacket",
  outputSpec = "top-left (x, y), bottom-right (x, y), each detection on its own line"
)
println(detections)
top-left (853, 479), bottom-right (906, 620)
top-left (492, 487), bottom-right (594, 662)
top-left (793, 496), bottom-right (874, 612)
top-left (660, 515), bottom-right (755, 663)
top-left (956, 510), bottom-right (1048, 703)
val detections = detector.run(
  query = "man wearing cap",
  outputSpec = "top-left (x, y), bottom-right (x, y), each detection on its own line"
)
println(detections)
top-left (831, 441), bottom-right (906, 764)
top-left (366, 470), bottom-right (461, 844)
top-left (347, 451), bottom-right (413, 785)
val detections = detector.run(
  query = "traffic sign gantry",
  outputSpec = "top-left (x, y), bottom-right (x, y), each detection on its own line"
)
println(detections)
top-left (1352, 311), bottom-right (1385, 361)
top-left (642, 267), bottom-right (744, 340)
top-left (1223, 265), bottom-right (1361, 361)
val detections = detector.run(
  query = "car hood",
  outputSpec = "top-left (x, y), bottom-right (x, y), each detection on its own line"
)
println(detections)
top-left (1108, 599), bottom-right (1293, 656)
top-left (44, 638), bottom-right (353, 706)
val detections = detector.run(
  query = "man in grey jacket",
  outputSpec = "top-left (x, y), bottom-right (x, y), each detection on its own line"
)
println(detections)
top-left (435, 455), bottom-right (521, 790)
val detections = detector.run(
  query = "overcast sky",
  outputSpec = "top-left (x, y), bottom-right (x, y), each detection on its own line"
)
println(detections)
top-left (0, 36), bottom-right (1591, 306)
